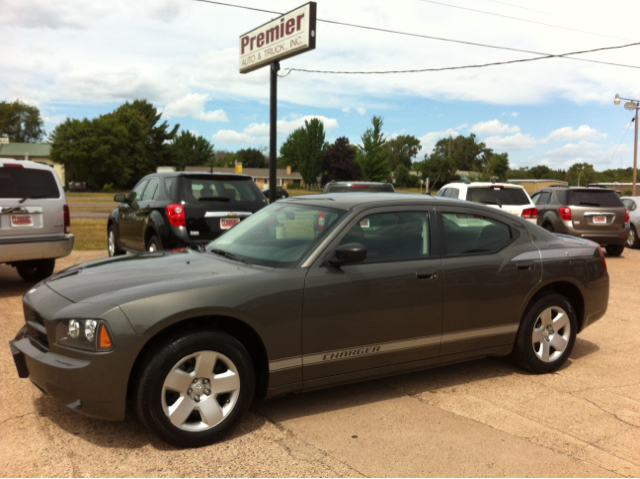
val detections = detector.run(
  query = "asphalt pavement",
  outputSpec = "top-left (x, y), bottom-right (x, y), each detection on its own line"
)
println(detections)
top-left (1, 249), bottom-right (640, 477)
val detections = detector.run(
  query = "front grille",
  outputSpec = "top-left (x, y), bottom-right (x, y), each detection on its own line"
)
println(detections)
top-left (26, 314), bottom-right (49, 351)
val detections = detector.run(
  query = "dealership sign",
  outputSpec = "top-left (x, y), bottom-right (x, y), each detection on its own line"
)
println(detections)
top-left (239, 2), bottom-right (316, 74)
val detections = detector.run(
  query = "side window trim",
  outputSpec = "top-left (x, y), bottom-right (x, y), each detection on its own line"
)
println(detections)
top-left (129, 179), bottom-right (149, 203)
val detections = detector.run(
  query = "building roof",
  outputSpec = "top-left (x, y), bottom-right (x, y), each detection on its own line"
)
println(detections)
top-left (185, 166), bottom-right (303, 179)
top-left (0, 143), bottom-right (51, 158)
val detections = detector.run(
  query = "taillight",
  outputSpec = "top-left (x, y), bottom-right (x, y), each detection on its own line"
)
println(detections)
top-left (522, 208), bottom-right (538, 219)
top-left (352, 184), bottom-right (369, 188)
top-left (3, 163), bottom-right (23, 168)
top-left (317, 212), bottom-right (326, 231)
top-left (559, 207), bottom-right (572, 221)
top-left (166, 204), bottom-right (186, 227)
top-left (625, 208), bottom-right (630, 222)
top-left (63, 204), bottom-right (70, 234)
top-left (599, 246), bottom-right (607, 273)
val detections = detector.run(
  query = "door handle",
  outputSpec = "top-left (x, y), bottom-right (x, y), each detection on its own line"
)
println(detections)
top-left (416, 270), bottom-right (437, 280)
top-left (517, 262), bottom-right (534, 270)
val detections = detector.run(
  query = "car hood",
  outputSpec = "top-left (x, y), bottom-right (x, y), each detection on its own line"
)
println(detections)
top-left (45, 250), bottom-right (266, 304)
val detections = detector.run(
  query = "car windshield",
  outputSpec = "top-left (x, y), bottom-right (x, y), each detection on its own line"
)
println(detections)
top-left (466, 187), bottom-right (530, 206)
top-left (328, 184), bottom-right (394, 193)
top-left (568, 190), bottom-right (623, 207)
top-left (182, 176), bottom-right (259, 202)
top-left (0, 166), bottom-right (59, 199)
top-left (206, 203), bottom-right (346, 268)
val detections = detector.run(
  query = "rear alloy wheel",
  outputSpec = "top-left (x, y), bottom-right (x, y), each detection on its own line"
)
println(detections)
top-left (135, 330), bottom-right (255, 447)
top-left (108, 225), bottom-right (126, 256)
top-left (627, 225), bottom-right (639, 249)
top-left (16, 259), bottom-right (56, 282)
top-left (513, 293), bottom-right (577, 374)
top-left (605, 244), bottom-right (624, 257)
top-left (147, 235), bottom-right (162, 252)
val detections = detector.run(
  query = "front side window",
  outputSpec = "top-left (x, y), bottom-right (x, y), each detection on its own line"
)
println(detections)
top-left (339, 211), bottom-right (430, 263)
top-left (442, 213), bottom-right (511, 255)
top-left (208, 203), bottom-right (346, 268)
top-left (129, 180), bottom-right (149, 203)
top-left (141, 178), bottom-right (159, 201)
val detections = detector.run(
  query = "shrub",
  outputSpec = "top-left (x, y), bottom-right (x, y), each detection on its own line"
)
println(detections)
top-left (102, 182), bottom-right (115, 193)
top-left (623, 189), bottom-right (633, 196)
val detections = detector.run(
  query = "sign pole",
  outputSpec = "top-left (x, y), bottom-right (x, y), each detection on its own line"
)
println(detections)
top-left (270, 61), bottom-right (279, 204)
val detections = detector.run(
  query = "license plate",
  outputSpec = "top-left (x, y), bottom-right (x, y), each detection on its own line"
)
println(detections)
top-left (11, 215), bottom-right (33, 227)
top-left (359, 219), bottom-right (370, 228)
top-left (593, 216), bottom-right (606, 224)
top-left (220, 217), bottom-right (240, 229)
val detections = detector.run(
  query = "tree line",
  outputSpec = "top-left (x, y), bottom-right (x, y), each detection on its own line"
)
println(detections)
top-left (0, 99), bottom-right (636, 191)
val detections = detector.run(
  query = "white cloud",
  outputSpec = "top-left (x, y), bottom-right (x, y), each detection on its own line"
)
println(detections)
top-left (471, 120), bottom-right (520, 135)
top-left (163, 93), bottom-right (228, 122)
top-left (511, 112), bottom-right (519, 117)
top-left (146, 0), bottom-right (184, 22)
top-left (342, 107), bottom-right (350, 113)
top-left (212, 130), bottom-right (260, 145)
top-left (357, 107), bottom-right (367, 115)
top-left (544, 140), bottom-right (599, 159)
top-left (418, 128), bottom-right (459, 156)
top-left (1, 0), bottom-right (113, 29)
top-left (484, 133), bottom-right (538, 151)
top-left (547, 125), bottom-right (607, 142)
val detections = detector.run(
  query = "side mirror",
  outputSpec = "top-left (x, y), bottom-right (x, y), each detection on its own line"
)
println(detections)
top-left (114, 194), bottom-right (127, 203)
top-left (329, 243), bottom-right (367, 267)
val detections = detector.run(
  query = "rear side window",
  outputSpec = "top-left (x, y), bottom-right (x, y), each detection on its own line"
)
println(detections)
top-left (442, 213), bottom-right (512, 255)
top-left (568, 190), bottom-right (624, 207)
top-left (164, 178), bottom-right (177, 201)
top-left (0, 167), bottom-right (59, 199)
top-left (466, 187), bottom-right (530, 206)
top-left (328, 184), bottom-right (394, 193)
top-left (182, 177), bottom-right (259, 202)
top-left (622, 199), bottom-right (637, 211)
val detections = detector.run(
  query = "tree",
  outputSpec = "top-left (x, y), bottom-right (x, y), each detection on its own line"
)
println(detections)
top-left (385, 135), bottom-right (421, 171)
top-left (394, 164), bottom-right (419, 188)
top-left (0, 100), bottom-right (45, 142)
top-left (488, 152), bottom-right (510, 180)
top-left (567, 162), bottom-right (598, 186)
top-left (321, 137), bottom-right (362, 185)
top-left (419, 154), bottom-right (457, 188)
top-left (236, 148), bottom-right (267, 168)
top-left (279, 128), bottom-right (305, 171)
top-left (529, 165), bottom-right (551, 179)
top-left (166, 131), bottom-right (214, 171)
top-left (357, 116), bottom-right (391, 182)
top-left (431, 134), bottom-right (492, 172)
top-left (296, 118), bottom-right (328, 187)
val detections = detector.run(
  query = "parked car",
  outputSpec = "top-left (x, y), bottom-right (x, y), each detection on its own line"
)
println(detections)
top-left (107, 172), bottom-right (267, 255)
top-left (531, 186), bottom-right (629, 256)
top-left (11, 193), bottom-right (609, 447)
top-left (261, 187), bottom-right (290, 201)
top-left (323, 181), bottom-right (395, 193)
top-left (437, 181), bottom-right (538, 223)
top-left (621, 196), bottom-right (640, 248)
top-left (0, 159), bottom-right (73, 281)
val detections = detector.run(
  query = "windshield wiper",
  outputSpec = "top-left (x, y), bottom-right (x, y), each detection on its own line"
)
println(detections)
top-left (209, 248), bottom-right (248, 264)
top-left (199, 197), bottom-right (231, 202)
top-left (478, 200), bottom-right (502, 208)
top-left (18, 195), bottom-right (51, 204)
top-left (578, 202), bottom-right (600, 207)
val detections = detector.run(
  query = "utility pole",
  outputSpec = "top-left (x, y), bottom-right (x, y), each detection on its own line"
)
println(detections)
top-left (614, 94), bottom-right (638, 196)
top-left (269, 61), bottom-right (279, 204)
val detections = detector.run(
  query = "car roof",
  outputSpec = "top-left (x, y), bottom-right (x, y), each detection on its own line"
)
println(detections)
top-left (0, 158), bottom-right (57, 171)
top-left (444, 182), bottom-right (524, 189)
top-left (283, 192), bottom-right (461, 211)
top-left (328, 181), bottom-right (391, 186)
top-left (142, 171), bottom-right (254, 180)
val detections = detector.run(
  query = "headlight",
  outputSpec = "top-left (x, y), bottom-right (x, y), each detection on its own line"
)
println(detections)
top-left (55, 319), bottom-right (114, 351)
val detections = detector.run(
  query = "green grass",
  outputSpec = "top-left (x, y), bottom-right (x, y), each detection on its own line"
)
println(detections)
top-left (66, 192), bottom-right (124, 199)
top-left (71, 219), bottom-right (107, 250)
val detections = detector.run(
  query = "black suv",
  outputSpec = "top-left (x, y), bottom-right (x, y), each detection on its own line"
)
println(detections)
top-left (531, 186), bottom-right (629, 256)
top-left (107, 172), bottom-right (267, 255)
top-left (322, 181), bottom-right (395, 193)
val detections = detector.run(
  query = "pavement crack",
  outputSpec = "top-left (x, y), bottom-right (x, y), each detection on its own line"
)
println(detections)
top-left (572, 393), bottom-right (640, 430)
top-left (1, 412), bottom-right (34, 424)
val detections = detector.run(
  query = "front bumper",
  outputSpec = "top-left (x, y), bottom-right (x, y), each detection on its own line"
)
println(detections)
top-left (0, 234), bottom-right (74, 263)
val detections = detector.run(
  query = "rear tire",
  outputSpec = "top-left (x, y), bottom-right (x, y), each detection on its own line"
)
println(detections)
top-left (16, 259), bottom-right (55, 282)
top-left (147, 235), bottom-right (162, 252)
top-left (543, 224), bottom-right (554, 232)
top-left (134, 330), bottom-right (255, 448)
top-left (627, 225), bottom-right (639, 249)
top-left (108, 225), bottom-right (126, 257)
top-left (605, 244), bottom-right (624, 257)
top-left (513, 293), bottom-right (577, 374)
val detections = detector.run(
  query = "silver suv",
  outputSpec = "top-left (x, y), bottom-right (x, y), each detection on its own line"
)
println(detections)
top-left (0, 159), bottom-right (74, 281)
top-left (531, 186), bottom-right (629, 256)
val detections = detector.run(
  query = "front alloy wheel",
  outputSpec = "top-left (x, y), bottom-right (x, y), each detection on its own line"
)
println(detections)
top-left (135, 330), bottom-right (255, 447)
top-left (627, 225), bottom-right (639, 248)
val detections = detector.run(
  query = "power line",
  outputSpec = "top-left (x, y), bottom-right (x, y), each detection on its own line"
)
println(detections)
top-left (417, 0), bottom-right (630, 41)
top-left (607, 120), bottom-right (634, 167)
top-left (193, 0), bottom-right (640, 70)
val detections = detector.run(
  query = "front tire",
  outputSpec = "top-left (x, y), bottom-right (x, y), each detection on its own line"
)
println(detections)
top-left (135, 330), bottom-right (255, 448)
top-left (16, 259), bottom-right (55, 282)
top-left (605, 244), bottom-right (624, 257)
top-left (513, 293), bottom-right (577, 374)
top-left (627, 225), bottom-right (639, 249)
top-left (108, 225), bottom-right (126, 256)
top-left (147, 235), bottom-right (162, 252)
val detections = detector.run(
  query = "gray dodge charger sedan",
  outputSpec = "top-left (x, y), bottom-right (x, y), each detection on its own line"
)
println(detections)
top-left (10, 194), bottom-right (609, 447)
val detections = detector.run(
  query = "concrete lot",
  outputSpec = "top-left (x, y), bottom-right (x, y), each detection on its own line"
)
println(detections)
top-left (1, 249), bottom-right (640, 477)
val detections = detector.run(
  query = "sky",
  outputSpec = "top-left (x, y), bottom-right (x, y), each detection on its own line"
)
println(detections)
top-left (3, 0), bottom-right (640, 171)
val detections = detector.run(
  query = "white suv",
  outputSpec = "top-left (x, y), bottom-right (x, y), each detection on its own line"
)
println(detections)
top-left (0, 158), bottom-right (74, 281)
top-left (437, 181), bottom-right (538, 223)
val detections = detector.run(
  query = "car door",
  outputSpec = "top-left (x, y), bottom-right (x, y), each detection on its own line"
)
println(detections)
top-left (532, 190), bottom-right (551, 226)
top-left (436, 205), bottom-right (541, 355)
top-left (119, 179), bottom-right (148, 249)
top-left (133, 177), bottom-right (159, 251)
top-left (302, 206), bottom-right (443, 381)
